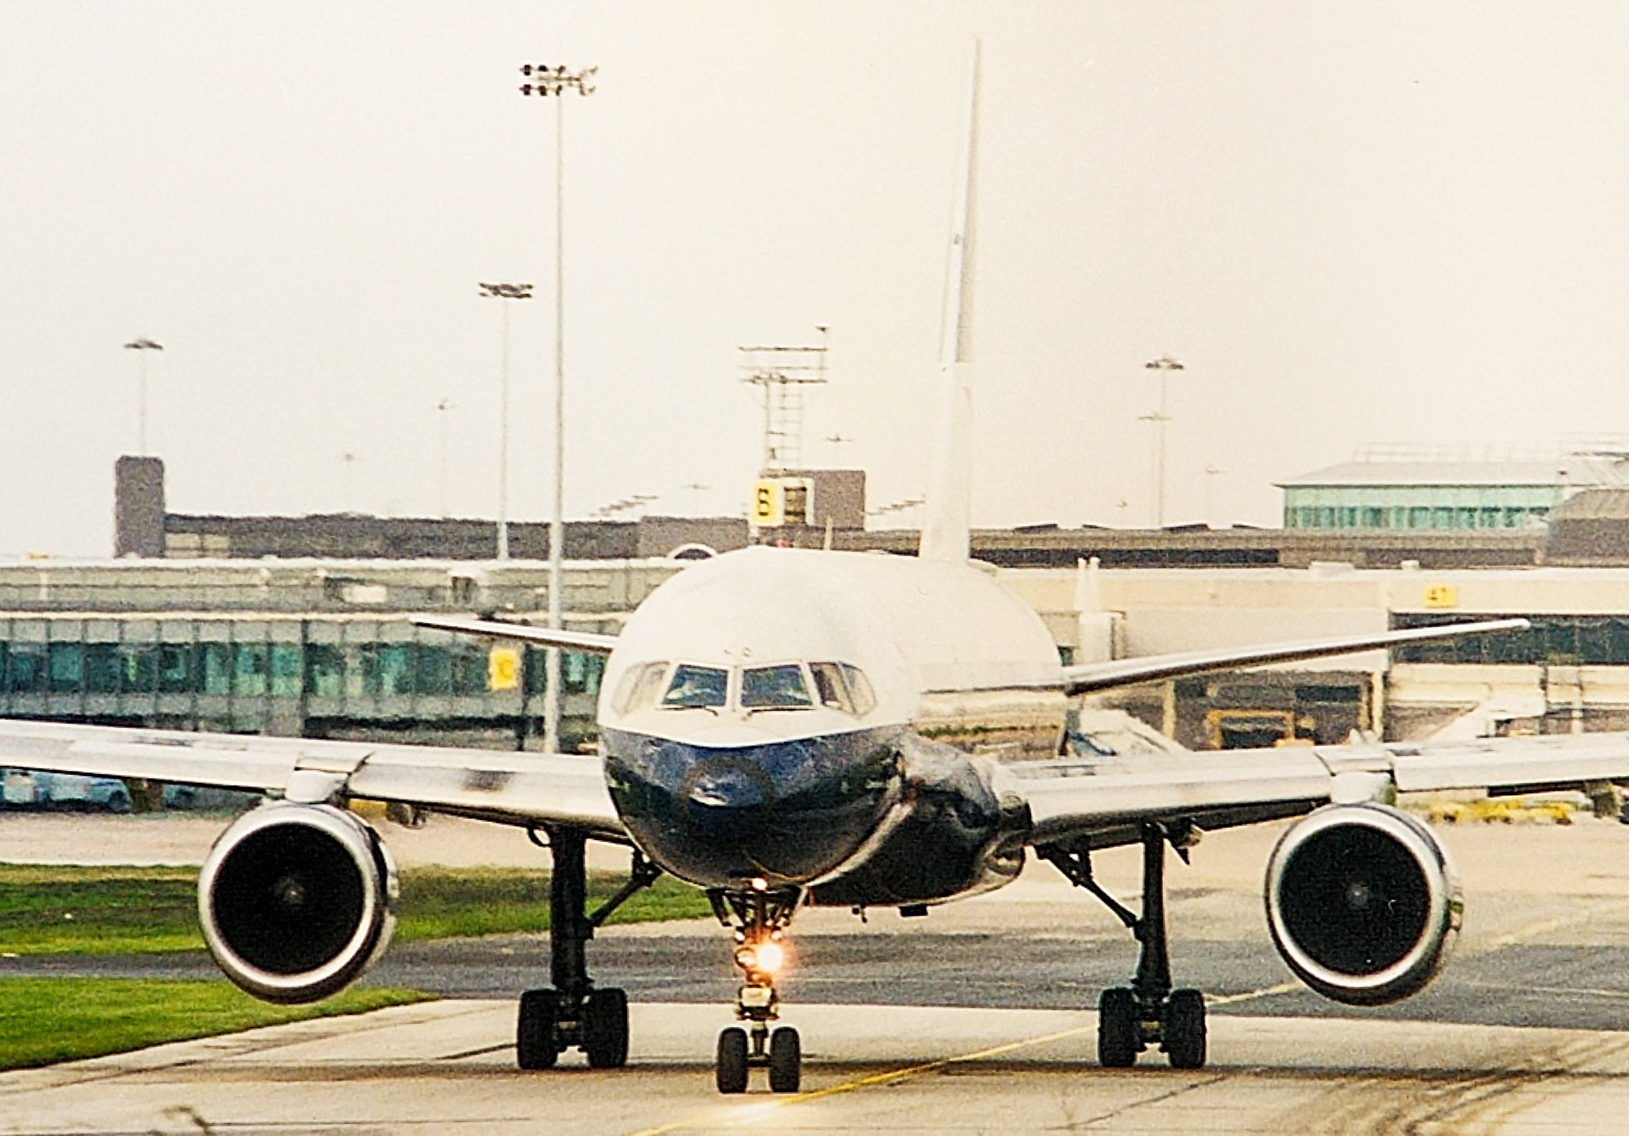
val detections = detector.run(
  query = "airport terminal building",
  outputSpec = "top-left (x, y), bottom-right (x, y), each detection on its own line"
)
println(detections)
top-left (10, 452), bottom-right (1629, 758)
top-left (0, 560), bottom-right (675, 751)
top-left (5, 555), bottom-right (1629, 757)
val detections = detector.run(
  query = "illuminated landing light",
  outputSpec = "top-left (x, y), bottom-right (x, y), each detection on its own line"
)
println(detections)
top-left (733, 940), bottom-right (786, 975)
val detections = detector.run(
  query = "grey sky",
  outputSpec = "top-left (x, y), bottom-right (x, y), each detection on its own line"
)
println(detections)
top-left (6, 2), bottom-right (1629, 557)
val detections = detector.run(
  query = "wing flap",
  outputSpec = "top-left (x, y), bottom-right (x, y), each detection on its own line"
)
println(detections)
top-left (0, 719), bottom-right (624, 838)
top-left (345, 748), bottom-right (621, 834)
top-left (1010, 729), bottom-right (1629, 848)
top-left (1061, 618), bottom-right (1529, 696)
top-left (411, 616), bottom-right (619, 654)
top-left (1008, 748), bottom-right (1333, 844)
top-left (0, 719), bottom-right (305, 792)
top-left (1358, 732), bottom-right (1629, 795)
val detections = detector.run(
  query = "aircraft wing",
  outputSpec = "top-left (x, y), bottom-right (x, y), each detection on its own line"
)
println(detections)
top-left (1060, 618), bottom-right (1528, 696)
top-left (1012, 730), bottom-right (1629, 847)
top-left (412, 616), bottom-right (620, 654)
top-left (0, 718), bottom-right (624, 838)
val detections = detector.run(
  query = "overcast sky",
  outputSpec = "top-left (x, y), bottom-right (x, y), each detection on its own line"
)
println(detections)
top-left (6, 2), bottom-right (1629, 557)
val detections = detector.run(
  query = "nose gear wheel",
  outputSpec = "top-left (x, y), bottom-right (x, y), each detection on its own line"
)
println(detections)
top-left (710, 884), bottom-right (805, 1093)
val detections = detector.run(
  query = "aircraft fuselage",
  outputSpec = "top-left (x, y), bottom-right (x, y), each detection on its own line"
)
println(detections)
top-left (593, 547), bottom-right (1064, 905)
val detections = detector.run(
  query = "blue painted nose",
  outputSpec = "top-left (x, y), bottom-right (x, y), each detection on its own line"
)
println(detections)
top-left (681, 754), bottom-right (775, 843)
top-left (600, 725), bottom-right (902, 888)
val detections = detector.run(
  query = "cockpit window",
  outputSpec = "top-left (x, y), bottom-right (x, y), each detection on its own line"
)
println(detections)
top-left (612, 661), bottom-right (671, 715)
top-left (740, 664), bottom-right (814, 709)
top-left (809, 662), bottom-right (849, 712)
top-left (618, 659), bottom-right (874, 716)
top-left (661, 664), bottom-right (729, 709)
top-left (839, 663), bottom-right (877, 716)
top-left (808, 661), bottom-right (877, 717)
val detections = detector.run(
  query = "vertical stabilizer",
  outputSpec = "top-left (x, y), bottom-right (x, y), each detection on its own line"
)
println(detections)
top-left (919, 42), bottom-right (981, 563)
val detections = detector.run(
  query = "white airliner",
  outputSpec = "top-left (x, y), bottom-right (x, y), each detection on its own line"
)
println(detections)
top-left (5, 46), bottom-right (1629, 1096)
top-left (0, 552), bottom-right (1612, 1093)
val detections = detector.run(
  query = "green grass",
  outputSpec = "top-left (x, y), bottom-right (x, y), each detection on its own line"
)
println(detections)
top-left (0, 979), bottom-right (431, 1070)
top-left (398, 867), bottom-right (711, 941)
top-left (0, 864), bottom-right (711, 956)
top-left (0, 865), bottom-right (202, 954)
top-left (0, 864), bottom-right (713, 1072)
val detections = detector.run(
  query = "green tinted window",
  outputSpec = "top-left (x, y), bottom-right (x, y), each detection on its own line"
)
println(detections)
top-left (663, 664), bottom-right (728, 709)
top-left (741, 664), bottom-right (813, 709)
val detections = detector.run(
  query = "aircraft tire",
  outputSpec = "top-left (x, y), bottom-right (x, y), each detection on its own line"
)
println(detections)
top-left (1164, 988), bottom-right (1206, 1070)
top-left (583, 988), bottom-right (630, 1069)
top-left (517, 989), bottom-right (560, 1070)
top-left (1097, 987), bottom-right (1138, 1068)
top-left (716, 1026), bottom-right (749, 1094)
top-left (768, 1026), bottom-right (801, 1093)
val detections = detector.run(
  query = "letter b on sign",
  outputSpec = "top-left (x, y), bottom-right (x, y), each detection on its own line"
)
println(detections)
top-left (753, 480), bottom-right (784, 527)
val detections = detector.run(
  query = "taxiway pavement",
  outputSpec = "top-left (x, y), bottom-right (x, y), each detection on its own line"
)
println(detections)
top-left (8, 811), bottom-right (1629, 1132)
top-left (9, 1000), bottom-right (1629, 1134)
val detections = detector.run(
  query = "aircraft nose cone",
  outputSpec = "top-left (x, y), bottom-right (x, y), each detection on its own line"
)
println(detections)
top-left (681, 756), bottom-right (774, 842)
top-left (602, 725), bottom-right (901, 887)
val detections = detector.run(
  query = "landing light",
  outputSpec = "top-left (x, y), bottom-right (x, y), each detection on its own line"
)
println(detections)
top-left (733, 941), bottom-right (786, 974)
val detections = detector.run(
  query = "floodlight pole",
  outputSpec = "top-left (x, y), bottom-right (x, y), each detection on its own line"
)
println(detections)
top-left (435, 398), bottom-right (456, 518)
top-left (521, 63), bottom-right (595, 756)
top-left (123, 338), bottom-right (163, 455)
top-left (478, 282), bottom-right (533, 559)
top-left (1142, 355), bottom-right (1184, 527)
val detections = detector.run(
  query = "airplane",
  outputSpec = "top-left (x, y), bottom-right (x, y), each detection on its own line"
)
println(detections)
top-left (0, 554), bottom-right (1613, 1094)
top-left (7, 45), bottom-right (1629, 1097)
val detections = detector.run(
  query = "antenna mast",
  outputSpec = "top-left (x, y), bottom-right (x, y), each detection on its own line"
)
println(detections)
top-left (739, 328), bottom-right (829, 475)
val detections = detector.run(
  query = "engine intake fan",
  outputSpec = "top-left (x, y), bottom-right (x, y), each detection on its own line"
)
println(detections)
top-left (199, 802), bottom-right (398, 1004)
top-left (1265, 802), bottom-right (1461, 1006)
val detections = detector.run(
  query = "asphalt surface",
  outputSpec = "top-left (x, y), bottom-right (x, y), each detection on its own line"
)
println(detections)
top-left (12, 812), bottom-right (1629, 1134)
top-left (10, 814), bottom-right (1629, 1034)
top-left (14, 911), bottom-right (1629, 1032)
top-left (19, 999), bottom-right (1629, 1136)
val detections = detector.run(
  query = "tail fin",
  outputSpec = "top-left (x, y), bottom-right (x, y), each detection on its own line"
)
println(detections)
top-left (919, 41), bottom-right (981, 563)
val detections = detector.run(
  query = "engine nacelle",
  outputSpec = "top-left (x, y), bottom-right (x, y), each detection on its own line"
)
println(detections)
top-left (199, 802), bottom-right (398, 1005)
top-left (1265, 802), bottom-right (1461, 1006)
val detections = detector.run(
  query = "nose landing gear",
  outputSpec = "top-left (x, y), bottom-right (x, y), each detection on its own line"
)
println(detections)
top-left (710, 883), bottom-right (804, 1094)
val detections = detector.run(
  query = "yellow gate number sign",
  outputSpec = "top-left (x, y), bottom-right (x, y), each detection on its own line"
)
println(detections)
top-left (488, 646), bottom-right (521, 691)
top-left (1423, 584), bottom-right (1458, 609)
top-left (753, 479), bottom-right (784, 527)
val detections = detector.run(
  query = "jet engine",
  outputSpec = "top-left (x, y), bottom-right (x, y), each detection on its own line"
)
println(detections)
top-left (199, 802), bottom-right (398, 1005)
top-left (1264, 802), bottom-right (1461, 1006)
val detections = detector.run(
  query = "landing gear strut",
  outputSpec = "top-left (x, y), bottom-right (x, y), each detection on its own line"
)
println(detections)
top-left (1040, 821), bottom-right (1207, 1070)
top-left (709, 882), bottom-right (803, 1094)
top-left (516, 827), bottom-right (660, 1071)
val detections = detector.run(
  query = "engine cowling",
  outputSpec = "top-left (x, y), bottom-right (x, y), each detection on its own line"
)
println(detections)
top-left (1265, 802), bottom-right (1461, 1006)
top-left (199, 802), bottom-right (398, 1005)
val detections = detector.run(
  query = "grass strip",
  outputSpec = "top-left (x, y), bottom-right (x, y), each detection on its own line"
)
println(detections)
top-left (0, 979), bottom-right (431, 1070)
top-left (399, 866), bottom-right (711, 940)
top-left (0, 864), bottom-right (712, 955)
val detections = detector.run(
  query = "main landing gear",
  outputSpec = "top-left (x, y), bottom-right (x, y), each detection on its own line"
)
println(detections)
top-left (709, 882), bottom-right (804, 1094)
top-left (1039, 821), bottom-right (1207, 1070)
top-left (516, 827), bottom-right (661, 1071)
